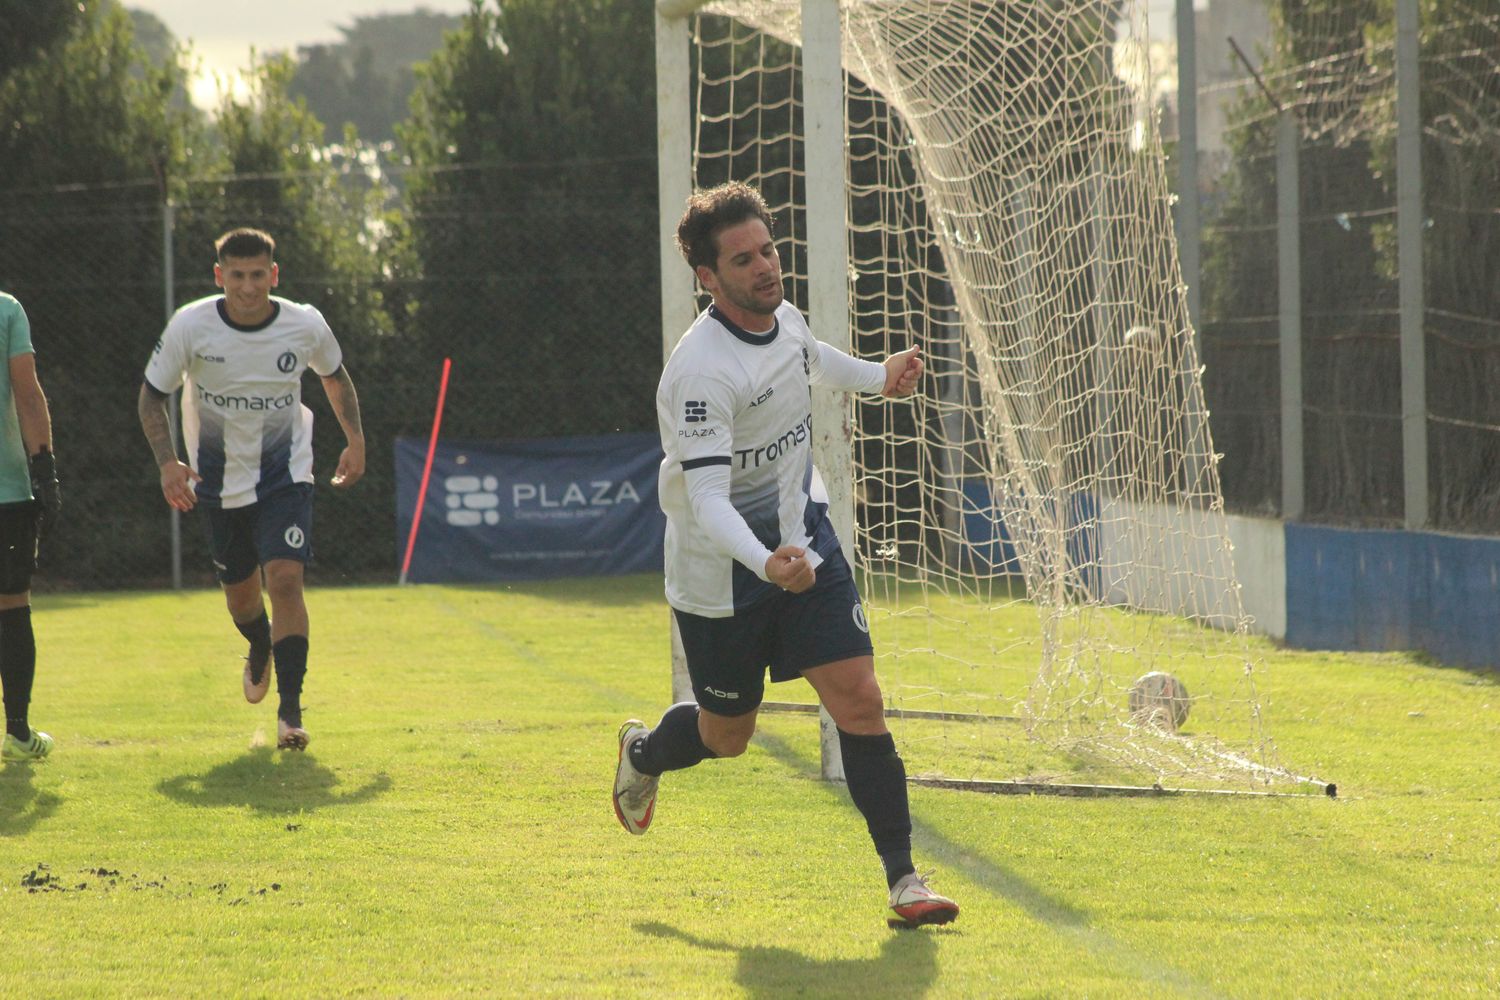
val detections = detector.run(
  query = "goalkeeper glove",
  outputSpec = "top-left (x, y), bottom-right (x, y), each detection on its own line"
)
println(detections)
top-left (29, 447), bottom-right (60, 540)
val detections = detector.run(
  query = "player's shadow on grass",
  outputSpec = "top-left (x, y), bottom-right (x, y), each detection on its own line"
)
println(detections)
top-left (156, 748), bottom-right (391, 816)
top-left (636, 920), bottom-right (940, 999)
top-left (752, 729), bottom-right (1220, 997)
top-left (0, 762), bottom-right (62, 835)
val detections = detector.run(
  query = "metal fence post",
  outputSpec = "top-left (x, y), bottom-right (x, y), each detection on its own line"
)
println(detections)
top-left (1396, 0), bottom-right (1428, 530)
top-left (163, 198), bottom-right (182, 590)
top-left (1174, 0), bottom-right (1201, 333)
top-left (1276, 111), bottom-right (1304, 521)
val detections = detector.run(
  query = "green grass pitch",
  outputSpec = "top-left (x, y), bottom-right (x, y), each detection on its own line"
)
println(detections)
top-left (2, 576), bottom-right (1497, 997)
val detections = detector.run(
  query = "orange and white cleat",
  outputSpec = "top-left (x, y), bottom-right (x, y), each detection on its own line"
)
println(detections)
top-left (887, 872), bottom-right (960, 928)
top-left (612, 719), bottom-right (659, 835)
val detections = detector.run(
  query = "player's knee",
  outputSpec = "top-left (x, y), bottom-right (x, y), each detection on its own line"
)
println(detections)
top-left (700, 716), bottom-right (755, 757)
top-left (827, 676), bottom-right (885, 732)
top-left (704, 732), bottom-right (752, 757)
top-left (262, 567), bottom-right (304, 607)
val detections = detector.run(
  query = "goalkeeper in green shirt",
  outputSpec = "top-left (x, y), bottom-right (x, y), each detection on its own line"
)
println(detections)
top-left (0, 292), bottom-right (62, 763)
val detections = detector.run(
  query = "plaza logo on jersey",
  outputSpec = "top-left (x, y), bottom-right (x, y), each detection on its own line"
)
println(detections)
top-left (276, 351), bottom-right (297, 373)
top-left (852, 601), bottom-right (869, 633)
top-left (283, 525), bottom-right (305, 549)
top-left (734, 413), bottom-right (811, 469)
top-left (683, 400), bottom-right (708, 424)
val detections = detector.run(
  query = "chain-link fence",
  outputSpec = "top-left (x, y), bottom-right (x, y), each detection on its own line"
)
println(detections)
top-left (1174, 0), bottom-right (1500, 532)
top-left (0, 157), bottom-right (661, 589)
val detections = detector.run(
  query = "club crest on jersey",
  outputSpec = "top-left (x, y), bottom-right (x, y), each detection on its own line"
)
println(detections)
top-left (277, 351), bottom-right (297, 373)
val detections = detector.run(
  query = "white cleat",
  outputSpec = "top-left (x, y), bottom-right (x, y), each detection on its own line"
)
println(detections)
top-left (277, 716), bottom-right (309, 751)
top-left (612, 720), bottom-right (658, 835)
top-left (243, 646), bottom-right (272, 704)
top-left (1, 730), bottom-right (54, 763)
top-left (888, 871), bottom-right (960, 929)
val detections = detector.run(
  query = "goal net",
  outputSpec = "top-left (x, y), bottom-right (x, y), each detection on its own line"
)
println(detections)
top-left (674, 0), bottom-right (1325, 793)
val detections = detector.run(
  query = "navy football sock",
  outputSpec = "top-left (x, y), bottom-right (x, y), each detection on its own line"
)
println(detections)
top-left (235, 610), bottom-right (272, 663)
top-left (630, 701), bottom-right (714, 776)
top-left (838, 728), bottom-right (916, 888)
top-left (272, 635), bottom-right (309, 727)
top-left (0, 605), bottom-right (36, 740)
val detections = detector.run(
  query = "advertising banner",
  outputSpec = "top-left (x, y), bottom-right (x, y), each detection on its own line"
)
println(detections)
top-left (395, 433), bottom-right (664, 583)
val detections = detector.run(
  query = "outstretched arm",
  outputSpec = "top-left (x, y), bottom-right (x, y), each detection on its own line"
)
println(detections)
top-left (137, 381), bottom-right (199, 511)
top-left (319, 365), bottom-right (365, 488)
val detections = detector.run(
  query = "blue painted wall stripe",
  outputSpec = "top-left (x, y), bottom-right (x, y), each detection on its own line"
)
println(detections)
top-left (1284, 523), bottom-right (1500, 669)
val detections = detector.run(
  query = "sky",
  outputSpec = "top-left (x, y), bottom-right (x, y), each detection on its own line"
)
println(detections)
top-left (127, 0), bottom-right (476, 107)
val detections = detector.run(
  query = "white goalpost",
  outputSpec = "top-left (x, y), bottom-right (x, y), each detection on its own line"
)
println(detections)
top-left (656, 0), bottom-right (1331, 795)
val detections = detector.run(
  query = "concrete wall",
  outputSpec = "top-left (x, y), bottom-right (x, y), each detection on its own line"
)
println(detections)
top-left (1285, 524), bottom-right (1500, 670)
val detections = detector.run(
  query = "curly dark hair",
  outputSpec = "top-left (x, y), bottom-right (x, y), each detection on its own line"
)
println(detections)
top-left (214, 228), bottom-right (276, 262)
top-left (674, 182), bottom-right (776, 272)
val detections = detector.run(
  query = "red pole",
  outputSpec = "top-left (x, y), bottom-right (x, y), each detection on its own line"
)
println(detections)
top-left (399, 357), bottom-right (452, 584)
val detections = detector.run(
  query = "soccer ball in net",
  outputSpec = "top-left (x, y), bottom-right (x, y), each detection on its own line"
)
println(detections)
top-left (1128, 672), bottom-right (1191, 731)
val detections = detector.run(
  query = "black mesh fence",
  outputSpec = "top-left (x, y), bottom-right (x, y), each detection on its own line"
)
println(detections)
top-left (0, 160), bottom-right (660, 589)
top-left (1184, 1), bottom-right (1500, 532)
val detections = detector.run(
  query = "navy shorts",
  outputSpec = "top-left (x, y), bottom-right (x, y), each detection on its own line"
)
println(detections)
top-left (673, 550), bottom-right (875, 717)
top-left (0, 500), bottom-right (40, 595)
top-left (202, 484), bottom-right (314, 585)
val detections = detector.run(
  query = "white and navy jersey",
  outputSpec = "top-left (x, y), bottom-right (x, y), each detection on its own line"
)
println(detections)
top-left (144, 295), bottom-right (343, 509)
top-left (657, 301), bottom-right (886, 617)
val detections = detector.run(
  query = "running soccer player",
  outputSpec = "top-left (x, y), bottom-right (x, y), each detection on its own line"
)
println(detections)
top-left (137, 228), bottom-right (364, 750)
top-left (0, 291), bottom-right (62, 763)
top-left (612, 183), bottom-right (959, 929)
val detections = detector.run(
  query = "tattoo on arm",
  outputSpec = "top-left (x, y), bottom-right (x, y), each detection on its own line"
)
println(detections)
top-left (137, 384), bottom-right (178, 467)
top-left (323, 367), bottom-right (364, 441)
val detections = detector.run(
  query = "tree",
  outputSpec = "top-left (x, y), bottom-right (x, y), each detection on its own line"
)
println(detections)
top-left (396, 0), bottom-right (660, 443)
top-left (1198, 0), bottom-right (1500, 530)
top-left (0, 0), bottom-right (78, 81)
top-left (0, 0), bottom-right (198, 584)
top-left (288, 10), bottom-right (462, 143)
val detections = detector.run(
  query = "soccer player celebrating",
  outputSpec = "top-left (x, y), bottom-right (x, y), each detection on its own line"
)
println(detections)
top-left (137, 228), bottom-right (364, 750)
top-left (0, 291), bottom-right (62, 763)
top-left (613, 183), bottom-right (959, 929)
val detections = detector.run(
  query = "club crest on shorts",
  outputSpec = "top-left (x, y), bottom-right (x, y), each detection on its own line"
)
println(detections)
top-left (852, 601), bottom-right (868, 633)
top-left (284, 524), bottom-right (306, 549)
top-left (277, 351), bottom-right (297, 373)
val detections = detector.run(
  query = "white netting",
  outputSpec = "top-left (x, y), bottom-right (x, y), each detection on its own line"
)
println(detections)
top-left (685, 0), bottom-right (1322, 792)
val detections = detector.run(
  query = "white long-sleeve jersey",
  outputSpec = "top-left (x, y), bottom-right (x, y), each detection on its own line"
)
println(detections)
top-left (656, 301), bottom-right (886, 617)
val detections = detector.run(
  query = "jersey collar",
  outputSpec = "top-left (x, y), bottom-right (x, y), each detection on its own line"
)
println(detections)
top-left (709, 304), bottom-right (779, 346)
top-left (217, 298), bottom-right (281, 332)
